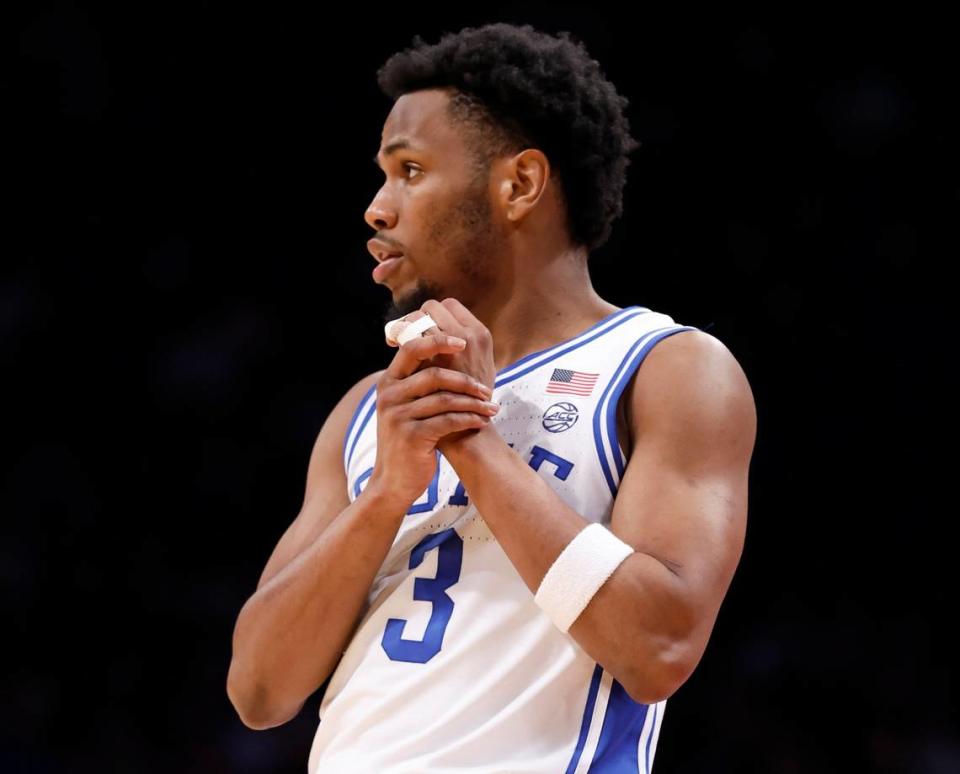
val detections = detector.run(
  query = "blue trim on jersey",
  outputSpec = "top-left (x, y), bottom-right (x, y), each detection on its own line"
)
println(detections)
top-left (592, 327), bottom-right (674, 497)
top-left (343, 307), bottom-right (653, 477)
top-left (343, 382), bottom-right (377, 472)
top-left (587, 678), bottom-right (650, 772)
top-left (496, 308), bottom-right (649, 389)
top-left (565, 664), bottom-right (604, 774)
top-left (644, 702), bottom-right (658, 773)
top-left (346, 396), bottom-right (377, 473)
top-left (497, 306), bottom-right (644, 381)
top-left (606, 326), bottom-right (699, 478)
top-left (352, 466), bottom-right (373, 498)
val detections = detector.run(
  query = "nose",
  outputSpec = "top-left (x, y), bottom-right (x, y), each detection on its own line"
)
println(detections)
top-left (364, 188), bottom-right (397, 231)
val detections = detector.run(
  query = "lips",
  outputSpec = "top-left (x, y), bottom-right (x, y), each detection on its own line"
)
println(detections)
top-left (368, 238), bottom-right (404, 262)
top-left (372, 255), bottom-right (403, 283)
top-left (368, 238), bottom-right (405, 284)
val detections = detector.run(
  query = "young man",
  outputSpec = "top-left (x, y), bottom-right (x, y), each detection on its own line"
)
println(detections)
top-left (228, 22), bottom-right (756, 772)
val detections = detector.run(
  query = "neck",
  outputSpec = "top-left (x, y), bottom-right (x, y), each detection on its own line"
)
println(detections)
top-left (469, 253), bottom-right (621, 371)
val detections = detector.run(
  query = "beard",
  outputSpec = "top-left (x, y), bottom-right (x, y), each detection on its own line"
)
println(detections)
top-left (380, 174), bottom-right (501, 326)
top-left (380, 279), bottom-right (446, 324)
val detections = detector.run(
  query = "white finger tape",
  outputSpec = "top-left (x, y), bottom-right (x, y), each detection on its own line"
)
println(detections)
top-left (395, 314), bottom-right (439, 346)
top-left (384, 318), bottom-right (407, 346)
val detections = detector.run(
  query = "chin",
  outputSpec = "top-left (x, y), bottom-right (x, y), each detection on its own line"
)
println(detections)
top-left (382, 280), bottom-right (445, 322)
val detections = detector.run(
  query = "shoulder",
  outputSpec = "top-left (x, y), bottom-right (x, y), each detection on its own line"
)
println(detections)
top-left (259, 367), bottom-right (387, 588)
top-left (302, 369), bottom-right (385, 504)
top-left (627, 329), bottom-right (756, 465)
top-left (341, 369), bottom-right (384, 417)
top-left (636, 329), bottom-right (750, 394)
top-left (323, 369), bottom-right (384, 442)
top-left (330, 368), bottom-right (384, 445)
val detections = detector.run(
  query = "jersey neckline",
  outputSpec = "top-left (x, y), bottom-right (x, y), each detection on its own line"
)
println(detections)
top-left (494, 305), bottom-right (640, 377)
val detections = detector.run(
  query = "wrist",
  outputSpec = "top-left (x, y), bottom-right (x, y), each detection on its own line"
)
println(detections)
top-left (438, 422), bottom-right (502, 465)
top-left (360, 473), bottom-right (414, 520)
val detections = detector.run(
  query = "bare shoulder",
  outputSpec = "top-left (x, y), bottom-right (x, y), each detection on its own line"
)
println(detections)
top-left (629, 329), bottom-right (756, 466)
top-left (255, 369), bottom-right (385, 589)
top-left (302, 368), bottom-right (385, 509)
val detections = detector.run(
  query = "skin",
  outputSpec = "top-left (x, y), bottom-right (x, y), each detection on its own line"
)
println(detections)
top-left (368, 85), bottom-right (636, 448)
top-left (407, 299), bottom-right (756, 703)
top-left (367, 87), bottom-right (621, 369)
top-left (227, 85), bottom-right (756, 728)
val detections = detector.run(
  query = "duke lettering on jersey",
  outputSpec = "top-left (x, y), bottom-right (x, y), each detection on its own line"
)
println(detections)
top-left (312, 306), bottom-right (698, 773)
top-left (352, 443), bottom-right (572, 512)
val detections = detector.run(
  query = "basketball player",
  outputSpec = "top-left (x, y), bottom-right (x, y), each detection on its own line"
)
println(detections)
top-left (227, 23), bottom-right (756, 772)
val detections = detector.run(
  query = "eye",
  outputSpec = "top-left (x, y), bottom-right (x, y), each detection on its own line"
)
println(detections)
top-left (374, 162), bottom-right (422, 183)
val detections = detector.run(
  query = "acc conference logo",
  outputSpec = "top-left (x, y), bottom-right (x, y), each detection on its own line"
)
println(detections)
top-left (542, 402), bottom-right (579, 433)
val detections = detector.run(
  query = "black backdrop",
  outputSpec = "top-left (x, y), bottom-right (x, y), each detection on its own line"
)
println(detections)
top-left (4, 4), bottom-right (957, 772)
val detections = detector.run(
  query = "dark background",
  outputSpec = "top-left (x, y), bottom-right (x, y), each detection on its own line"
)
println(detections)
top-left (4, 3), bottom-right (957, 772)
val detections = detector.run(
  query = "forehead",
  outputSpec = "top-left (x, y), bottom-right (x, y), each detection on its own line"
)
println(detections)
top-left (378, 89), bottom-right (464, 159)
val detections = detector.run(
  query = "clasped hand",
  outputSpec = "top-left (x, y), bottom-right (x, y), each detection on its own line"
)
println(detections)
top-left (368, 298), bottom-right (499, 510)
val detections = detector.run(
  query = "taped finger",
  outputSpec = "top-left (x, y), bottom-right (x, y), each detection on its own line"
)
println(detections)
top-left (385, 311), bottom-right (432, 346)
top-left (384, 317), bottom-right (409, 346)
top-left (385, 313), bottom-right (440, 346)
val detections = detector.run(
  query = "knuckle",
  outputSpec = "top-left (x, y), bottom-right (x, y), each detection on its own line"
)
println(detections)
top-left (446, 412), bottom-right (463, 425)
top-left (385, 396), bottom-right (405, 417)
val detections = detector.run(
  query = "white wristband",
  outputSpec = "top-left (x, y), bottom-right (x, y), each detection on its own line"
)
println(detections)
top-left (534, 523), bottom-right (635, 633)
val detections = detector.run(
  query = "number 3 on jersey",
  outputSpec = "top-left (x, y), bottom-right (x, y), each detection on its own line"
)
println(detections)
top-left (381, 528), bottom-right (463, 663)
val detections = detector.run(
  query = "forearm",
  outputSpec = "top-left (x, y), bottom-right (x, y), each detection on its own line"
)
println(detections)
top-left (442, 429), bottom-right (692, 703)
top-left (227, 483), bottom-right (407, 729)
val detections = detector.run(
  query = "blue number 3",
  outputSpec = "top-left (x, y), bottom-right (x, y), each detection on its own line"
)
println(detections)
top-left (381, 528), bottom-right (463, 663)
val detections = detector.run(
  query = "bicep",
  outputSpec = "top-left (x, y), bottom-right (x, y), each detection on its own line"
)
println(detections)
top-left (256, 370), bottom-right (384, 589)
top-left (609, 331), bottom-right (755, 641)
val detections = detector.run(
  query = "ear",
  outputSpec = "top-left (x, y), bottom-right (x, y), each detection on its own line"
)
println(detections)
top-left (496, 149), bottom-right (551, 224)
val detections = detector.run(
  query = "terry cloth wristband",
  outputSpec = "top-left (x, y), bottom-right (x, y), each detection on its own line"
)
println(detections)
top-left (534, 523), bottom-right (635, 633)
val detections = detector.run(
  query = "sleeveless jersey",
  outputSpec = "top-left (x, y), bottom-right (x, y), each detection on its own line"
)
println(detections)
top-left (309, 305), bottom-right (699, 773)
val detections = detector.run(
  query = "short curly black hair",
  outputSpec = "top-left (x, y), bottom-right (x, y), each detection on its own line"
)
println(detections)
top-left (376, 22), bottom-right (641, 254)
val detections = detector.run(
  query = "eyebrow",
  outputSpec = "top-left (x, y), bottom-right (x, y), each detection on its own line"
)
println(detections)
top-left (371, 138), bottom-right (417, 166)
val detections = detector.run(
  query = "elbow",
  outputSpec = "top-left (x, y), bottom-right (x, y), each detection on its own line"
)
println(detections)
top-left (226, 658), bottom-right (303, 731)
top-left (623, 638), bottom-right (697, 706)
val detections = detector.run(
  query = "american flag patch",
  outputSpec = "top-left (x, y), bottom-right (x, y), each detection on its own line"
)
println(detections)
top-left (546, 368), bottom-right (599, 396)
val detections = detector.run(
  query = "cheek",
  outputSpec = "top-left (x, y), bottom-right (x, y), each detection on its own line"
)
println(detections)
top-left (421, 198), bottom-right (461, 239)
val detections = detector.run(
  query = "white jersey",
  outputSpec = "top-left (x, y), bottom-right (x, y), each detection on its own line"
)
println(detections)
top-left (309, 305), bottom-right (699, 773)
